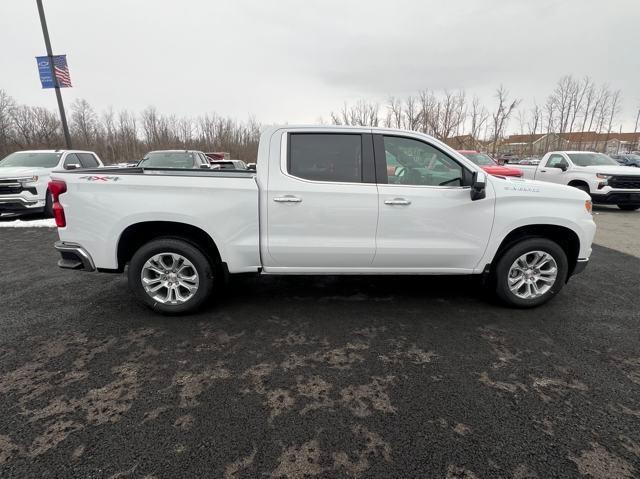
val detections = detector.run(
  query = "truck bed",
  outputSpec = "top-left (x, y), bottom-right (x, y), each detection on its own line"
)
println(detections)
top-left (50, 166), bottom-right (261, 273)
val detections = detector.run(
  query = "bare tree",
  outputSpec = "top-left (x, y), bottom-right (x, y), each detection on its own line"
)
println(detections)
top-left (491, 86), bottom-right (520, 155)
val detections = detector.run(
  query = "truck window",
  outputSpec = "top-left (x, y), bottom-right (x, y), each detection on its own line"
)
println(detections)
top-left (288, 133), bottom-right (362, 183)
top-left (63, 153), bottom-right (81, 169)
top-left (383, 136), bottom-right (465, 187)
top-left (546, 154), bottom-right (568, 169)
top-left (77, 153), bottom-right (99, 168)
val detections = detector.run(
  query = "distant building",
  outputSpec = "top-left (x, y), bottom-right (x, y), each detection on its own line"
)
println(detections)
top-left (498, 132), bottom-right (640, 155)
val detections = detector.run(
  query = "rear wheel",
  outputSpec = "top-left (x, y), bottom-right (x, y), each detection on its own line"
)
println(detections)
top-left (617, 204), bottom-right (640, 211)
top-left (128, 238), bottom-right (215, 314)
top-left (494, 238), bottom-right (568, 308)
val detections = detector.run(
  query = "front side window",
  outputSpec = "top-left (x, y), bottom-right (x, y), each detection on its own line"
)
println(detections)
top-left (77, 153), bottom-right (99, 168)
top-left (568, 153), bottom-right (618, 167)
top-left (0, 152), bottom-right (61, 168)
top-left (63, 153), bottom-right (81, 169)
top-left (289, 133), bottom-right (362, 183)
top-left (546, 154), bottom-right (568, 168)
top-left (462, 152), bottom-right (496, 167)
top-left (383, 136), bottom-right (465, 186)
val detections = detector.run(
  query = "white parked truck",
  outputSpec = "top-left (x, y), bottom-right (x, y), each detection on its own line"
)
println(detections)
top-left (49, 126), bottom-right (596, 313)
top-left (516, 151), bottom-right (640, 211)
top-left (0, 150), bottom-right (103, 217)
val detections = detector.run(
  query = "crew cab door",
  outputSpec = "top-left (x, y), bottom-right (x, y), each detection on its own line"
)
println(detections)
top-left (536, 154), bottom-right (570, 183)
top-left (264, 130), bottom-right (378, 269)
top-left (373, 134), bottom-right (494, 271)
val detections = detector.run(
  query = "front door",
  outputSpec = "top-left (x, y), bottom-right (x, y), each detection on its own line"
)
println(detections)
top-left (536, 154), bottom-right (569, 183)
top-left (373, 134), bottom-right (495, 272)
top-left (265, 131), bottom-right (378, 269)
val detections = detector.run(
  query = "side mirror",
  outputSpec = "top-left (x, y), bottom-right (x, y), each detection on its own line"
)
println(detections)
top-left (559, 163), bottom-right (568, 172)
top-left (66, 163), bottom-right (81, 170)
top-left (200, 163), bottom-right (211, 169)
top-left (470, 170), bottom-right (487, 201)
top-left (247, 163), bottom-right (256, 171)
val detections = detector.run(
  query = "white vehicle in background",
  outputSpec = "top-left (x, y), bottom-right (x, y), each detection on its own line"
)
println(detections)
top-left (0, 150), bottom-right (103, 217)
top-left (50, 126), bottom-right (596, 314)
top-left (516, 151), bottom-right (640, 211)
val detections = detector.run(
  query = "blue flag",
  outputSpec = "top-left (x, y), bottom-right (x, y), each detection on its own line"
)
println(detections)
top-left (35, 55), bottom-right (72, 89)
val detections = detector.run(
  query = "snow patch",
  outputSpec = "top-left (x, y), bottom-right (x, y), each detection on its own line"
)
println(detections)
top-left (0, 218), bottom-right (57, 228)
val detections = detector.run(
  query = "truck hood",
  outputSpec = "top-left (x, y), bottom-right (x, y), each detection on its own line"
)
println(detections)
top-left (490, 175), bottom-right (589, 201)
top-left (0, 166), bottom-right (52, 179)
top-left (576, 165), bottom-right (640, 176)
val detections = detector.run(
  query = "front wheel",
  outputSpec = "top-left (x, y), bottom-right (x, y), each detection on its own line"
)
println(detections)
top-left (128, 238), bottom-right (215, 314)
top-left (494, 238), bottom-right (568, 308)
top-left (617, 204), bottom-right (640, 211)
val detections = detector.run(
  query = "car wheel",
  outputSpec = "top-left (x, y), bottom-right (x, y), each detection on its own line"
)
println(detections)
top-left (494, 238), bottom-right (568, 308)
top-left (44, 191), bottom-right (54, 218)
top-left (128, 238), bottom-right (215, 314)
top-left (617, 204), bottom-right (640, 211)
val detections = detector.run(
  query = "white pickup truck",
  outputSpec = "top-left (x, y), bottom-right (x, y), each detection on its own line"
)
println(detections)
top-left (0, 150), bottom-right (103, 217)
top-left (515, 151), bottom-right (640, 211)
top-left (49, 126), bottom-right (596, 313)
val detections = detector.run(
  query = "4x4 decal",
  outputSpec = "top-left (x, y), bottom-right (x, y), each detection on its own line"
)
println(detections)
top-left (78, 175), bottom-right (121, 182)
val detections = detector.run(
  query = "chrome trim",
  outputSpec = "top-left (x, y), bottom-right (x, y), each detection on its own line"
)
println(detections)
top-left (54, 241), bottom-right (96, 271)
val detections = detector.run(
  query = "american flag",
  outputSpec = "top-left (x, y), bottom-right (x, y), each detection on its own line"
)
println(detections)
top-left (53, 55), bottom-right (72, 88)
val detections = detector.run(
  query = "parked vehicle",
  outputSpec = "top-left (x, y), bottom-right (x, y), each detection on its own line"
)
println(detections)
top-left (610, 153), bottom-right (640, 168)
top-left (517, 151), bottom-right (640, 210)
top-left (516, 157), bottom-right (541, 166)
top-left (138, 150), bottom-right (211, 169)
top-left (496, 153), bottom-right (519, 165)
top-left (458, 150), bottom-right (523, 177)
top-left (209, 160), bottom-right (248, 170)
top-left (50, 126), bottom-right (595, 313)
top-left (0, 150), bottom-right (102, 217)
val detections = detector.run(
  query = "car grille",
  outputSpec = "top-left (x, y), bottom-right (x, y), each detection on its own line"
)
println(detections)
top-left (0, 179), bottom-right (23, 195)
top-left (609, 176), bottom-right (640, 189)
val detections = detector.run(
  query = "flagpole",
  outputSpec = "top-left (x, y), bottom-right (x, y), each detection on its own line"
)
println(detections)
top-left (36, 0), bottom-right (72, 149)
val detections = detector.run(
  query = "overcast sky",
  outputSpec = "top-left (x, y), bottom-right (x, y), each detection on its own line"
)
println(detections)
top-left (2, 0), bottom-right (639, 129)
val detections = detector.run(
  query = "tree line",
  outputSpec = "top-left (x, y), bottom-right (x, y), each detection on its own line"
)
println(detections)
top-left (1, 75), bottom-right (637, 162)
top-left (0, 90), bottom-right (261, 164)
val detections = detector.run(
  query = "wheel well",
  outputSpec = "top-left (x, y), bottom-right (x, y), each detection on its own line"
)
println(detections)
top-left (568, 180), bottom-right (590, 191)
top-left (494, 225), bottom-right (580, 275)
top-left (117, 221), bottom-right (222, 272)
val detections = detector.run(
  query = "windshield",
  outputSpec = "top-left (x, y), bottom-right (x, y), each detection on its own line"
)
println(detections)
top-left (568, 153), bottom-right (618, 167)
top-left (462, 152), bottom-right (496, 166)
top-left (0, 152), bottom-right (62, 168)
top-left (139, 151), bottom-right (196, 168)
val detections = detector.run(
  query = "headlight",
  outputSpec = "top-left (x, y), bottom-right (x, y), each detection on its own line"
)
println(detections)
top-left (596, 173), bottom-right (612, 180)
top-left (17, 175), bottom-right (39, 184)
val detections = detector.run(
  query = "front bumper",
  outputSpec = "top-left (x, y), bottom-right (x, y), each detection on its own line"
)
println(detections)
top-left (54, 241), bottom-right (96, 272)
top-left (591, 190), bottom-right (640, 205)
top-left (0, 195), bottom-right (45, 214)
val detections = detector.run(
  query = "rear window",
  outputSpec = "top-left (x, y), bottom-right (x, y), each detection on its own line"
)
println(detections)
top-left (140, 151), bottom-right (196, 169)
top-left (288, 133), bottom-right (362, 183)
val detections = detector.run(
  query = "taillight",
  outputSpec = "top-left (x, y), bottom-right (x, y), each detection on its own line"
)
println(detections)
top-left (48, 180), bottom-right (67, 227)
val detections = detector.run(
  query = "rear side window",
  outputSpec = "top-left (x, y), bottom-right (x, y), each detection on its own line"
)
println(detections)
top-left (63, 153), bottom-right (81, 169)
top-left (288, 133), bottom-right (362, 183)
top-left (77, 153), bottom-right (99, 168)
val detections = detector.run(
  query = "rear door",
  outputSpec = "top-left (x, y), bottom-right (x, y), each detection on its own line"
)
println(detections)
top-left (265, 130), bottom-right (378, 269)
top-left (373, 133), bottom-right (494, 271)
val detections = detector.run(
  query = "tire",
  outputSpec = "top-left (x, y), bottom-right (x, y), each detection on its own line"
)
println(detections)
top-left (128, 238), bottom-right (216, 314)
top-left (617, 204), bottom-right (640, 211)
top-left (494, 238), bottom-right (568, 308)
top-left (44, 191), bottom-right (54, 218)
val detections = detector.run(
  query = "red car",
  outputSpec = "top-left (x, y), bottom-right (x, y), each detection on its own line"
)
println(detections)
top-left (458, 150), bottom-right (523, 177)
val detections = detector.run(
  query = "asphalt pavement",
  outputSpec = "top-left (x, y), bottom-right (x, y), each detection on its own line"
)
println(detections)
top-left (0, 225), bottom-right (639, 478)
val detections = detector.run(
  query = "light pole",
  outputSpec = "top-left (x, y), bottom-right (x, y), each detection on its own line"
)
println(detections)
top-left (36, 0), bottom-right (72, 149)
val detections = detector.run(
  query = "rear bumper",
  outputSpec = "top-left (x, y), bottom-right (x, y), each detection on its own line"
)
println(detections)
top-left (591, 191), bottom-right (640, 205)
top-left (54, 241), bottom-right (96, 272)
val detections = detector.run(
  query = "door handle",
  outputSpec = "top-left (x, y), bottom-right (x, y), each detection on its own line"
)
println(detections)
top-left (540, 170), bottom-right (547, 173)
top-left (273, 196), bottom-right (302, 203)
top-left (384, 198), bottom-right (411, 206)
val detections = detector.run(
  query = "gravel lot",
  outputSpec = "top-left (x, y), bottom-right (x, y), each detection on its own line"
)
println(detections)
top-left (0, 209), bottom-right (639, 478)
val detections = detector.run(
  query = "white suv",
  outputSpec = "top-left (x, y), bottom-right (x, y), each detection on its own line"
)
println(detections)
top-left (0, 150), bottom-right (103, 217)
